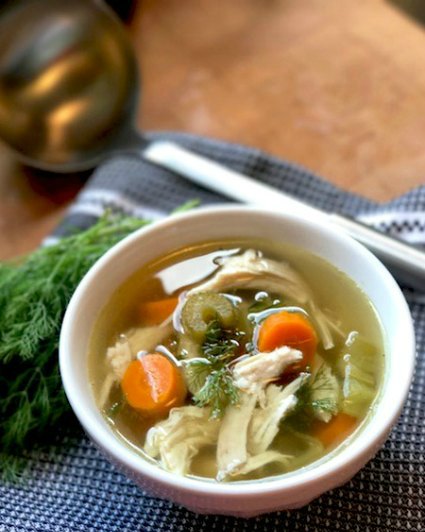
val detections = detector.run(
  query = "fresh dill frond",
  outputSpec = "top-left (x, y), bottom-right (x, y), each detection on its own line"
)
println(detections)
top-left (294, 363), bottom-right (339, 424)
top-left (171, 199), bottom-right (201, 213)
top-left (0, 452), bottom-right (30, 484)
top-left (183, 358), bottom-right (212, 396)
top-left (194, 367), bottom-right (239, 419)
top-left (309, 398), bottom-right (337, 414)
top-left (184, 320), bottom-right (240, 418)
top-left (310, 363), bottom-right (337, 392)
top-left (0, 214), bottom-right (149, 481)
top-left (202, 319), bottom-right (238, 361)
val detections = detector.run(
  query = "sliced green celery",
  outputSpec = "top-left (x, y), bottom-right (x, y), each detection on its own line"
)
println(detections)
top-left (337, 333), bottom-right (379, 418)
top-left (345, 362), bottom-right (376, 387)
top-left (337, 333), bottom-right (377, 378)
top-left (181, 292), bottom-right (236, 341)
top-left (342, 375), bottom-right (376, 418)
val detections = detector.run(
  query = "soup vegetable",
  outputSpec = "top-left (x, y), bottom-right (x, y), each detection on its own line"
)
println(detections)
top-left (89, 240), bottom-right (384, 482)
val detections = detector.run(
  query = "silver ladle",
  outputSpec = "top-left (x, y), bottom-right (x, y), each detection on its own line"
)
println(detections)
top-left (0, 0), bottom-right (424, 290)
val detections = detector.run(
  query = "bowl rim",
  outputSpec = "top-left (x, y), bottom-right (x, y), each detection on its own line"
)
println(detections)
top-left (59, 204), bottom-right (415, 497)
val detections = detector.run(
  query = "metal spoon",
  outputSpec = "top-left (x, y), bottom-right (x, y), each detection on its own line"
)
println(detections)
top-left (0, 0), bottom-right (424, 290)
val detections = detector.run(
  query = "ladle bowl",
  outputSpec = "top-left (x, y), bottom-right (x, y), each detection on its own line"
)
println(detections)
top-left (0, 0), bottom-right (139, 171)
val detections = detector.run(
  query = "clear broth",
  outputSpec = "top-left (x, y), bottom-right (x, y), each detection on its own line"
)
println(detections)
top-left (88, 239), bottom-right (385, 481)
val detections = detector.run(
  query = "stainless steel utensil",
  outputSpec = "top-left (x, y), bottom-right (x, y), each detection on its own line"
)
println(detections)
top-left (0, 0), bottom-right (423, 290)
top-left (0, 0), bottom-right (141, 171)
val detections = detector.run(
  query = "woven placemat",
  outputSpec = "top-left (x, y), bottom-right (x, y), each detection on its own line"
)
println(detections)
top-left (1, 132), bottom-right (424, 531)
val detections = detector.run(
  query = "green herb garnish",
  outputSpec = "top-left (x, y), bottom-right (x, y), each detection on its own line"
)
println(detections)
top-left (202, 319), bottom-right (239, 361)
top-left (194, 367), bottom-right (239, 418)
top-left (308, 363), bottom-right (340, 417)
top-left (0, 214), bottom-right (149, 481)
top-left (293, 363), bottom-right (339, 427)
top-left (171, 199), bottom-right (201, 213)
top-left (185, 319), bottom-right (240, 418)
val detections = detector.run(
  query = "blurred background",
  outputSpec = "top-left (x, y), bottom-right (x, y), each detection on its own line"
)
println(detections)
top-left (0, 0), bottom-right (424, 259)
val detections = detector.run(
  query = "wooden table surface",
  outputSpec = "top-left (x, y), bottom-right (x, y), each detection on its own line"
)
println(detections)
top-left (1, 0), bottom-right (424, 260)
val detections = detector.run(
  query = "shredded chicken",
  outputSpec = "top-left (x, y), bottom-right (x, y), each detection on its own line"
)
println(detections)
top-left (99, 340), bottom-right (132, 408)
top-left (215, 353), bottom-right (307, 480)
top-left (230, 450), bottom-right (291, 478)
top-left (98, 373), bottom-right (116, 409)
top-left (106, 340), bottom-right (132, 380)
top-left (144, 406), bottom-right (220, 475)
top-left (248, 375), bottom-right (307, 455)
top-left (215, 379), bottom-right (305, 480)
top-left (216, 393), bottom-right (257, 481)
top-left (188, 249), bottom-right (309, 303)
top-left (127, 322), bottom-right (173, 354)
top-left (232, 346), bottom-right (303, 396)
top-left (188, 249), bottom-right (334, 349)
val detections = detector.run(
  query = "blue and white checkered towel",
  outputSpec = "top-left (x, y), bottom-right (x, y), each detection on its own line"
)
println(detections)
top-left (1, 132), bottom-right (424, 531)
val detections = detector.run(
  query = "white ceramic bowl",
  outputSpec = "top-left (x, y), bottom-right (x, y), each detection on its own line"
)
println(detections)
top-left (59, 206), bottom-right (415, 517)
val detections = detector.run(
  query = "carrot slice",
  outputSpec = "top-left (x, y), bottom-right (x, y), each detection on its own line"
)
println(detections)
top-left (313, 413), bottom-right (357, 448)
top-left (138, 297), bottom-right (178, 326)
top-left (257, 311), bottom-right (318, 369)
top-left (121, 354), bottom-right (186, 416)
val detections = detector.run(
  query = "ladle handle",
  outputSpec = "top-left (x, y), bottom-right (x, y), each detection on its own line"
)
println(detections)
top-left (143, 140), bottom-right (425, 292)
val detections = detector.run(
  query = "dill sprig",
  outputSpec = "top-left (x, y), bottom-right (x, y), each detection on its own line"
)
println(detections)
top-left (171, 199), bottom-right (201, 213)
top-left (187, 319), bottom-right (240, 418)
top-left (202, 319), bottom-right (239, 361)
top-left (195, 367), bottom-right (239, 418)
top-left (291, 363), bottom-right (339, 430)
top-left (0, 214), bottom-right (149, 481)
top-left (308, 363), bottom-right (339, 416)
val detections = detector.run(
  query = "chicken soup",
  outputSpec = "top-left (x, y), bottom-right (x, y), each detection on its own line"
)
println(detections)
top-left (89, 240), bottom-right (384, 481)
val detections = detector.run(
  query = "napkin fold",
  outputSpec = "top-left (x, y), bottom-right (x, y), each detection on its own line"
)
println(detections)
top-left (1, 132), bottom-right (424, 532)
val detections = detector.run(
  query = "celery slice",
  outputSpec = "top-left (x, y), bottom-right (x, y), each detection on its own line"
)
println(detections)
top-left (338, 333), bottom-right (379, 418)
top-left (337, 333), bottom-right (377, 378)
top-left (346, 362), bottom-right (376, 387)
top-left (342, 377), bottom-right (376, 418)
top-left (181, 292), bottom-right (236, 341)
